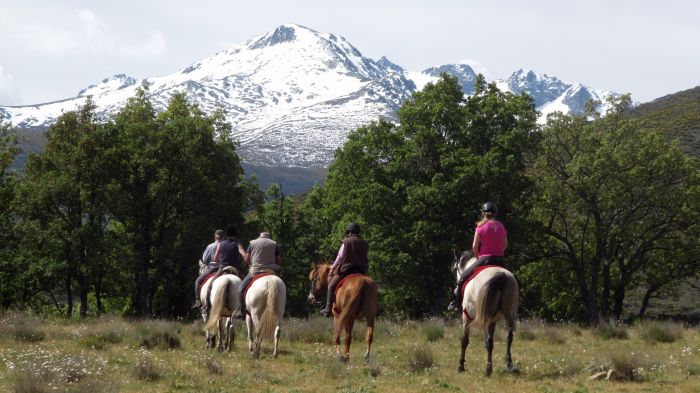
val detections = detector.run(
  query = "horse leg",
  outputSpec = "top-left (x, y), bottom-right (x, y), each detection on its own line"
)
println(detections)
top-left (342, 318), bottom-right (355, 362)
top-left (246, 314), bottom-right (254, 353)
top-left (333, 315), bottom-right (343, 359)
top-left (459, 320), bottom-right (471, 372)
top-left (217, 318), bottom-right (225, 352)
top-left (226, 317), bottom-right (234, 352)
top-left (364, 318), bottom-right (374, 362)
top-left (273, 324), bottom-right (281, 358)
top-left (505, 317), bottom-right (515, 370)
top-left (484, 322), bottom-right (496, 377)
top-left (253, 315), bottom-right (262, 359)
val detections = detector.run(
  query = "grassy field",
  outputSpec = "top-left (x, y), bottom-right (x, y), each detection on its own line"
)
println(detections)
top-left (0, 313), bottom-right (698, 393)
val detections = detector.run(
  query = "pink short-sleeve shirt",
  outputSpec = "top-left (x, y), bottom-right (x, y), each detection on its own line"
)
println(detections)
top-left (475, 220), bottom-right (507, 257)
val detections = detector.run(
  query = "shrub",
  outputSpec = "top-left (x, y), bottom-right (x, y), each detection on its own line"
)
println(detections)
top-left (134, 354), bottom-right (159, 381)
top-left (541, 326), bottom-right (566, 345)
top-left (595, 322), bottom-right (628, 340)
top-left (639, 321), bottom-right (683, 343)
top-left (608, 352), bottom-right (646, 381)
top-left (422, 320), bottom-right (444, 342)
top-left (11, 369), bottom-right (50, 393)
top-left (205, 357), bottom-right (223, 375)
top-left (517, 320), bottom-right (537, 341)
top-left (407, 345), bottom-right (434, 373)
top-left (138, 320), bottom-right (181, 350)
top-left (13, 323), bottom-right (45, 343)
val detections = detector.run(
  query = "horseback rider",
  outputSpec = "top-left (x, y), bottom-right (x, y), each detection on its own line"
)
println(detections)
top-left (192, 224), bottom-right (246, 309)
top-left (233, 232), bottom-right (282, 319)
top-left (320, 222), bottom-right (369, 317)
top-left (192, 228), bottom-right (224, 309)
top-left (448, 202), bottom-right (508, 311)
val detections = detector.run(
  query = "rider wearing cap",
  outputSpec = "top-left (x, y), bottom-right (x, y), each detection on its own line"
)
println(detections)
top-left (319, 222), bottom-right (369, 317)
top-left (448, 202), bottom-right (508, 311)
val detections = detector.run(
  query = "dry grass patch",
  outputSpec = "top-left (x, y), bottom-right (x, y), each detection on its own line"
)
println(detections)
top-left (638, 321), bottom-right (683, 343)
top-left (137, 320), bottom-right (181, 350)
top-left (134, 352), bottom-right (159, 381)
top-left (595, 321), bottom-right (629, 340)
top-left (407, 345), bottom-right (434, 372)
top-left (421, 318), bottom-right (445, 342)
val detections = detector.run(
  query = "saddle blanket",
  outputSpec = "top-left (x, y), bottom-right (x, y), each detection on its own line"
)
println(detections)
top-left (336, 273), bottom-right (364, 292)
top-left (243, 273), bottom-right (274, 300)
top-left (460, 265), bottom-right (506, 297)
top-left (198, 273), bottom-right (218, 294)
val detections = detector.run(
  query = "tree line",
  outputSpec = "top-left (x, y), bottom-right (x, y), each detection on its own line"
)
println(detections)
top-left (1, 76), bottom-right (698, 325)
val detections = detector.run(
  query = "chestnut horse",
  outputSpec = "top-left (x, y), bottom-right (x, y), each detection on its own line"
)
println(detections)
top-left (308, 262), bottom-right (379, 362)
top-left (452, 251), bottom-right (519, 376)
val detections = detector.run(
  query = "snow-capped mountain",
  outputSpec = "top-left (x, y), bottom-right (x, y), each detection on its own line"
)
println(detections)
top-left (1, 24), bottom-right (621, 167)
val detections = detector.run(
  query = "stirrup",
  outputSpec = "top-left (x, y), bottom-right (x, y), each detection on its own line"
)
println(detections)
top-left (319, 307), bottom-right (332, 317)
top-left (191, 300), bottom-right (202, 309)
top-left (447, 300), bottom-right (460, 312)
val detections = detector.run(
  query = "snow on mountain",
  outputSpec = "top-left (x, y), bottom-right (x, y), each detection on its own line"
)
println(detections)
top-left (1, 24), bottom-right (621, 167)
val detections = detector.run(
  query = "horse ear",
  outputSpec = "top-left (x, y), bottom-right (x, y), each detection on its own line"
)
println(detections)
top-left (452, 244), bottom-right (461, 260)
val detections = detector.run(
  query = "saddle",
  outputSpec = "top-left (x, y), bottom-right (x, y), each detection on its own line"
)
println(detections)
top-left (242, 272), bottom-right (274, 301)
top-left (336, 273), bottom-right (364, 292)
top-left (204, 266), bottom-right (240, 310)
top-left (460, 265), bottom-right (506, 298)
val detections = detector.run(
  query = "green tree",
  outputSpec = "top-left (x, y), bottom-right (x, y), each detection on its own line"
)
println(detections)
top-left (311, 74), bottom-right (539, 316)
top-left (108, 89), bottom-right (248, 316)
top-left (529, 96), bottom-right (700, 325)
top-left (0, 121), bottom-right (20, 308)
top-left (16, 98), bottom-right (115, 317)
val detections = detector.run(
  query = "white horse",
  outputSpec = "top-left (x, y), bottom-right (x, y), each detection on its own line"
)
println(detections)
top-left (201, 263), bottom-right (242, 352)
top-left (243, 272), bottom-right (286, 358)
top-left (453, 251), bottom-right (519, 376)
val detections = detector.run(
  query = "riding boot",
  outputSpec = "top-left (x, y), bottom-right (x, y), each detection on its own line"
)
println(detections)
top-left (319, 286), bottom-right (335, 317)
top-left (233, 302), bottom-right (246, 319)
top-left (447, 280), bottom-right (464, 312)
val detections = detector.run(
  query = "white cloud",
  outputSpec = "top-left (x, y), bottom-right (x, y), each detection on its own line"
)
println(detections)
top-left (17, 9), bottom-right (166, 59)
top-left (0, 66), bottom-right (22, 105)
top-left (119, 32), bottom-right (167, 57)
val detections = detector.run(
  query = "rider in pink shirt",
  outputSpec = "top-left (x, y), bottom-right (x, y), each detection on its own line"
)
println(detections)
top-left (448, 202), bottom-right (508, 311)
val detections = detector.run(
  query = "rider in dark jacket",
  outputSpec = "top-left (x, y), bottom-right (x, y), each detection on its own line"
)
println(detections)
top-left (320, 222), bottom-right (369, 317)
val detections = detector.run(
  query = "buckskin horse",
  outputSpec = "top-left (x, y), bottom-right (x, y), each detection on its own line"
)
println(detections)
top-left (308, 262), bottom-right (379, 362)
top-left (242, 272), bottom-right (286, 358)
top-left (202, 263), bottom-right (242, 352)
top-left (452, 250), bottom-right (519, 376)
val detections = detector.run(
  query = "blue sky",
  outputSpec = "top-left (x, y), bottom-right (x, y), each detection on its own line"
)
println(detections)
top-left (0, 0), bottom-right (698, 105)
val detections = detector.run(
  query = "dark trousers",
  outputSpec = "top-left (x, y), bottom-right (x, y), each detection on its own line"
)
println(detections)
top-left (454, 256), bottom-right (506, 300)
top-left (195, 266), bottom-right (218, 299)
top-left (458, 256), bottom-right (506, 283)
top-left (325, 266), bottom-right (365, 309)
top-left (238, 273), bottom-right (255, 313)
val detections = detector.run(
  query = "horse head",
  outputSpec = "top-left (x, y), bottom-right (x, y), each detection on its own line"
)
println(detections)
top-left (452, 250), bottom-right (475, 283)
top-left (307, 261), bottom-right (330, 305)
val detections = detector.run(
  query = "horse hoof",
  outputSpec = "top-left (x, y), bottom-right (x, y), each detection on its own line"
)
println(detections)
top-left (458, 366), bottom-right (465, 373)
top-left (485, 368), bottom-right (493, 377)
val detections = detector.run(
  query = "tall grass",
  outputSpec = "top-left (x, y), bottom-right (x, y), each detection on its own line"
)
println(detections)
top-left (638, 321), bottom-right (683, 343)
top-left (137, 320), bottom-right (181, 350)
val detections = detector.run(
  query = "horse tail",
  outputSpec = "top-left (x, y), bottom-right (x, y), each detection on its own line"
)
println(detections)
top-left (205, 279), bottom-right (231, 335)
top-left (361, 278), bottom-right (379, 320)
top-left (259, 278), bottom-right (281, 341)
top-left (472, 272), bottom-right (507, 328)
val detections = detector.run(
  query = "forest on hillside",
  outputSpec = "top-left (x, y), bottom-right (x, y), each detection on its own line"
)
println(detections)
top-left (1, 75), bottom-right (698, 325)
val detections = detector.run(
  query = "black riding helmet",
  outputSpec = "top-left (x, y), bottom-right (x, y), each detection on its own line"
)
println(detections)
top-left (482, 202), bottom-right (497, 213)
top-left (345, 222), bottom-right (361, 234)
